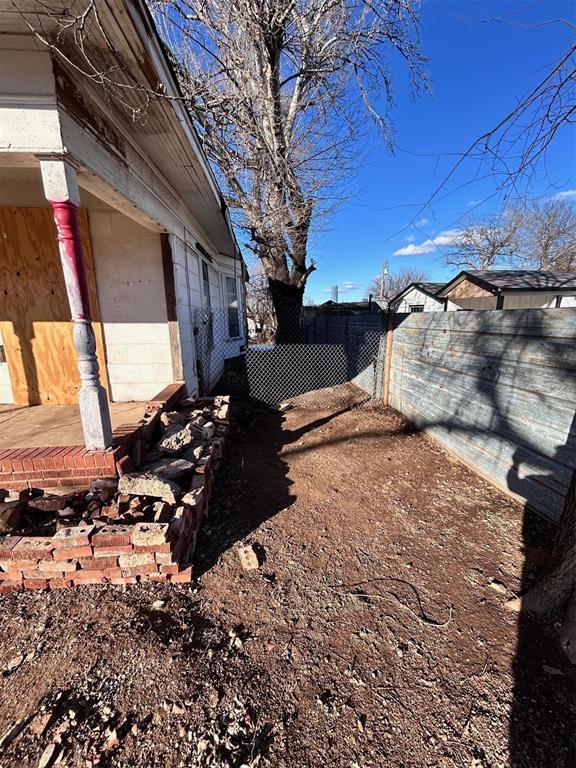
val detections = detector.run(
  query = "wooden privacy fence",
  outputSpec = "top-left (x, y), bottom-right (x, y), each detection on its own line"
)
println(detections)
top-left (386, 308), bottom-right (576, 522)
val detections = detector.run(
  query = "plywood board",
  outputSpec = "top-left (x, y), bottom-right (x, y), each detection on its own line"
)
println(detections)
top-left (0, 207), bottom-right (110, 405)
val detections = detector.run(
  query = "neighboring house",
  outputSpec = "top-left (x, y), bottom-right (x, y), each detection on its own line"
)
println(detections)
top-left (0, 0), bottom-right (246, 449)
top-left (389, 271), bottom-right (576, 314)
top-left (303, 298), bottom-right (381, 316)
top-left (390, 282), bottom-right (457, 313)
top-left (438, 270), bottom-right (576, 310)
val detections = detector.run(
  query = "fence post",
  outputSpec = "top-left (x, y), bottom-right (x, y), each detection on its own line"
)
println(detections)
top-left (383, 310), bottom-right (394, 406)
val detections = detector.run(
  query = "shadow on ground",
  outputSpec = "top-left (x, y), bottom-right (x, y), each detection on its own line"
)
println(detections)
top-left (197, 384), bottom-right (576, 766)
top-left (508, 510), bottom-right (576, 767)
top-left (194, 396), bottom-right (375, 577)
top-left (193, 400), bottom-right (294, 577)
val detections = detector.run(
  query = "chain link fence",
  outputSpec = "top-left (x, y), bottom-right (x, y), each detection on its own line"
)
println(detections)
top-left (193, 307), bottom-right (247, 396)
top-left (193, 303), bottom-right (387, 407)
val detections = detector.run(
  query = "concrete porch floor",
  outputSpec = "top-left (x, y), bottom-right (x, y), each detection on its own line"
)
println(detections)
top-left (0, 402), bottom-right (147, 449)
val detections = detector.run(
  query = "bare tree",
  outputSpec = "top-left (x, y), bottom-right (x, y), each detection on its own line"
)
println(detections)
top-left (245, 270), bottom-right (277, 343)
top-left (403, 15), bottom-right (575, 238)
top-left (443, 210), bottom-right (521, 270)
top-left (444, 199), bottom-right (576, 273)
top-left (368, 266), bottom-right (429, 304)
top-left (512, 198), bottom-right (576, 272)
top-left (153, 0), bottom-right (426, 341)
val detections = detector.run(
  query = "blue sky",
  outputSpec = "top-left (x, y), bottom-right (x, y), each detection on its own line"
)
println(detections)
top-left (300, 0), bottom-right (576, 304)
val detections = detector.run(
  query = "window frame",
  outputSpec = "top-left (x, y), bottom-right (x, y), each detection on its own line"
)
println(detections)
top-left (200, 260), bottom-right (214, 350)
top-left (224, 274), bottom-right (241, 339)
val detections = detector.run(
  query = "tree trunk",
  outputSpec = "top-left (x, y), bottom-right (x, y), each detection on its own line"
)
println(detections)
top-left (268, 278), bottom-right (304, 344)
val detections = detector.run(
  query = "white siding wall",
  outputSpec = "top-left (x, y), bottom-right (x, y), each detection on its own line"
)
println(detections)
top-left (0, 329), bottom-right (14, 403)
top-left (170, 235), bottom-right (200, 396)
top-left (89, 211), bottom-right (174, 402)
top-left (451, 292), bottom-right (576, 310)
top-left (0, 38), bottom-right (63, 156)
top-left (503, 292), bottom-right (576, 309)
top-left (395, 288), bottom-right (447, 313)
top-left (207, 263), bottom-right (222, 309)
top-left (190, 257), bottom-right (246, 391)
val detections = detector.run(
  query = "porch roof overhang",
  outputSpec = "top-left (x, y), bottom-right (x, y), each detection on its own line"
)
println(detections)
top-left (0, 0), bottom-right (243, 264)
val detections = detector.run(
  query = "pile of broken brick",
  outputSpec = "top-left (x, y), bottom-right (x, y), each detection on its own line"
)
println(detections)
top-left (0, 396), bottom-right (230, 592)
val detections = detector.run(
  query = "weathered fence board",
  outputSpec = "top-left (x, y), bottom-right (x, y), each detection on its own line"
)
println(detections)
top-left (391, 373), bottom-right (574, 465)
top-left (389, 308), bottom-right (576, 522)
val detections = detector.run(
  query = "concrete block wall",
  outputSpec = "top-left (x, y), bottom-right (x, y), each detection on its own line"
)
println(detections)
top-left (89, 211), bottom-right (174, 402)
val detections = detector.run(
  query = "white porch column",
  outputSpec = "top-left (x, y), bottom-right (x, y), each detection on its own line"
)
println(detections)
top-left (40, 157), bottom-right (113, 450)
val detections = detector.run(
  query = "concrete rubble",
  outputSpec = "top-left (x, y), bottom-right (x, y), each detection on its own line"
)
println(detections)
top-left (0, 395), bottom-right (230, 591)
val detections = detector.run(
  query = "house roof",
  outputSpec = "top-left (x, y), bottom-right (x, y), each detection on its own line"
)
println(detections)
top-left (416, 282), bottom-right (445, 296)
top-left (438, 270), bottom-right (576, 296)
top-left (389, 281), bottom-right (445, 306)
top-left (303, 300), bottom-right (381, 315)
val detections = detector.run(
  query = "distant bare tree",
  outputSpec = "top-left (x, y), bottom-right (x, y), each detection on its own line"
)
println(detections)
top-left (246, 271), bottom-right (276, 342)
top-left (512, 198), bottom-right (576, 272)
top-left (153, 0), bottom-right (426, 340)
top-left (444, 200), bottom-right (576, 273)
top-left (368, 267), bottom-right (429, 304)
top-left (443, 210), bottom-right (521, 270)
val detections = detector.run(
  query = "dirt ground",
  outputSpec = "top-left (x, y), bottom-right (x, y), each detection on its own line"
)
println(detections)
top-left (1, 384), bottom-right (575, 768)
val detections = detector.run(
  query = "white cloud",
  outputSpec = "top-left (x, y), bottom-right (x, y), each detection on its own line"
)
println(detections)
top-left (393, 229), bottom-right (461, 256)
top-left (552, 189), bottom-right (576, 200)
top-left (414, 217), bottom-right (429, 227)
top-left (466, 199), bottom-right (481, 207)
top-left (340, 281), bottom-right (359, 291)
top-left (404, 234), bottom-right (416, 243)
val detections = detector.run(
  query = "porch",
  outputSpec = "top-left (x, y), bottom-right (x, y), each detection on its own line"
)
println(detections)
top-left (0, 383), bottom-right (185, 491)
top-left (0, 402), bottom-right (146, 449)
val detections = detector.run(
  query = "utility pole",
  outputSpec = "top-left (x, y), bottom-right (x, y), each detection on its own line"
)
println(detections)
top-left (379, 261), bottom-right (389, 302)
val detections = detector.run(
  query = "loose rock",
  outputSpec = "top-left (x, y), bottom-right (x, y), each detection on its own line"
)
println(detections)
top-left (158, 424), bottom-right (195, 455)
top-left (118, 473), bottom-right (181, 504)
top-left (140, 457), bottom-right (195, 481)
top-left (237, 545), bottom-right (260, 571)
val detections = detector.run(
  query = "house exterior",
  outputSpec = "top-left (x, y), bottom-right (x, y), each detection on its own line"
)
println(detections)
top-left (0, 0), bottom-right (247, 450)
top-left (437, 270), bottom-right (576, 310)
top-left (390, 282), bottom-right (456, 313)
top-left (390, 271), bottom-right (576, 313)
